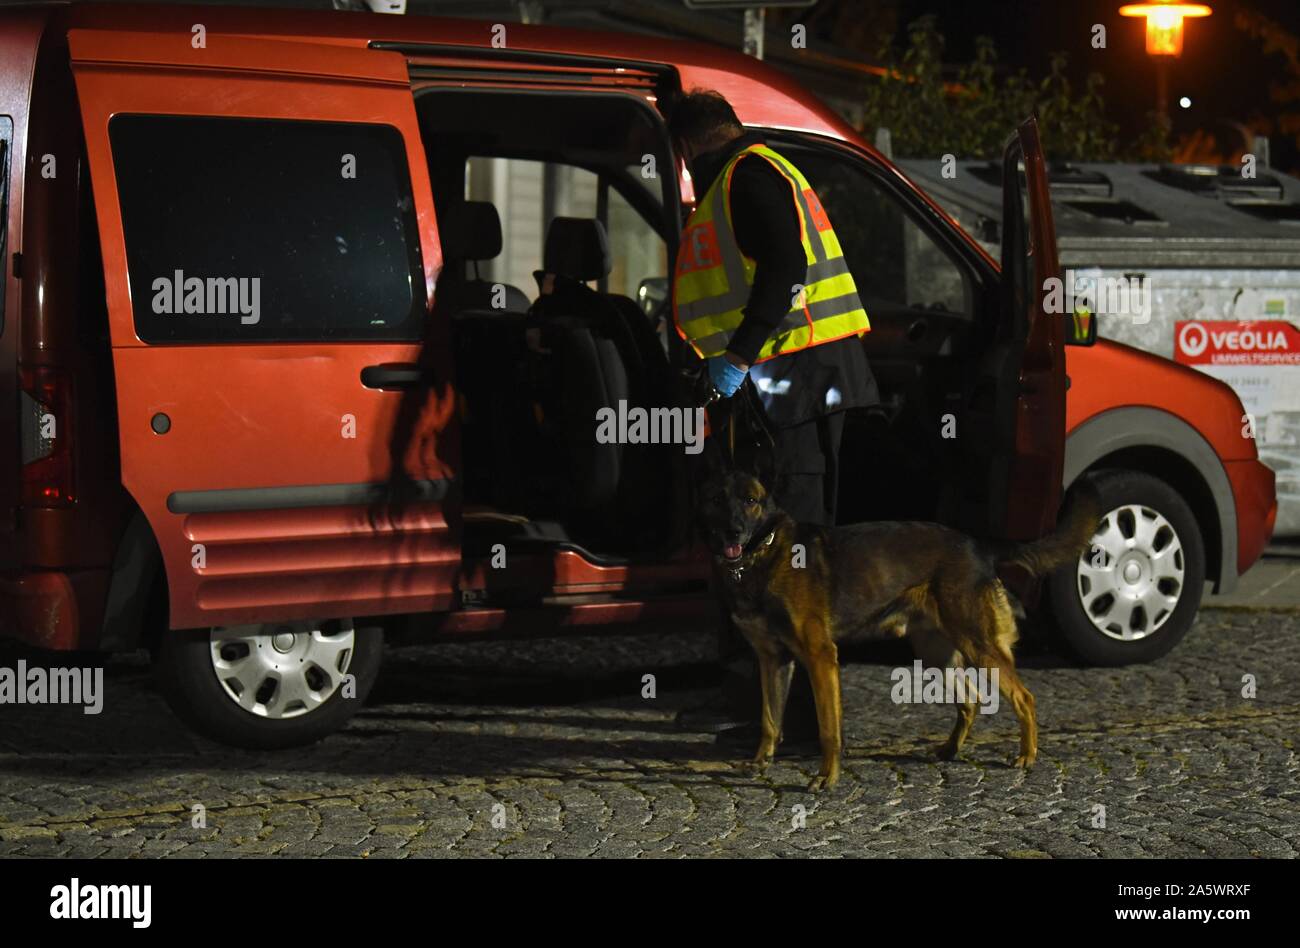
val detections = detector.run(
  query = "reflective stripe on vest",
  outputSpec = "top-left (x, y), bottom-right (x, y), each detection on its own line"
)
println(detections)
top-left (672, 143), bottom-right (870, 362)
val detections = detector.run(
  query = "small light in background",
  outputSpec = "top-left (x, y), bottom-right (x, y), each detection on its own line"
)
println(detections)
top-left (1179, 96), bottom-right (1192, 108)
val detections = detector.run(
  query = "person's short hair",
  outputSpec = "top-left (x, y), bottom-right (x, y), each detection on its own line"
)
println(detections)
top-left (667, 89), bottom-right (743, 155)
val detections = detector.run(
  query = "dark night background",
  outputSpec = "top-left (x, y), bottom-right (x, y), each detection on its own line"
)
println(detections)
top-left (913, 1), bottom-right (1297, 141)
top-left (787, 0), bottom-right (1300, 170)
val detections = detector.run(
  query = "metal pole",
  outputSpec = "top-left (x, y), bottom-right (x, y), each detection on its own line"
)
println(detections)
top-left (1155, 57), bottom-right (1169, 128)
top-left (743, 7), bottom-right (765, 60)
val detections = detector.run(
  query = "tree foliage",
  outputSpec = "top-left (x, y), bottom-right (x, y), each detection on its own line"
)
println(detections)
top-left (1234, 8), bottom-right (1300, 154)
top-left (859, 16), bottom-right (1165, 162)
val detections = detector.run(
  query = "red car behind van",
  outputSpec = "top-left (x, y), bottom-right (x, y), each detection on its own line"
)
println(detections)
top-left (0, 4), bottom-right (1276, 747)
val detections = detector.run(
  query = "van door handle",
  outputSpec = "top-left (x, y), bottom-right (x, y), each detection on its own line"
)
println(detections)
top-left (360, 363), bottom-right (424, 390)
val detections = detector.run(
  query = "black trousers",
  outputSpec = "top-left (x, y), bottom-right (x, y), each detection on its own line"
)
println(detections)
top-left (716, 410), bottom-right (845, 728)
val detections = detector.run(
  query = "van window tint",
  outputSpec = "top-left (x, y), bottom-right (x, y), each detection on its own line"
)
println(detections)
top-left (110, 115), bottom-right (424, 343)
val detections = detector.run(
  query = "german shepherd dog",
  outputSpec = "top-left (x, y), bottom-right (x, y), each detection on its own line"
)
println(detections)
top-left (697, 446), bottom-right (1101, 792)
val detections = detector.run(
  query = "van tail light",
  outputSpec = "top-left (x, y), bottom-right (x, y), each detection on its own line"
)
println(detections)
top-left (19, 365), bottom-right (76, 507)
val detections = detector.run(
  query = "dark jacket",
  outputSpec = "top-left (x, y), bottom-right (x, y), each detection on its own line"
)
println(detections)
top-left (688, 131), bottom-right (879, 429)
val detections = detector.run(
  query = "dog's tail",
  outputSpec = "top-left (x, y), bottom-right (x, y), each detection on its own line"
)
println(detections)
top-left (996, 479), bottom-right (1104, 577)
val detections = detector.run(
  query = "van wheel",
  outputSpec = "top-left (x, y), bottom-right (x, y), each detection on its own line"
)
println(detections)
top-left (154, 619), bottom-right (382, 749)
top-left (1048, 471), bottom-right (1205, 666)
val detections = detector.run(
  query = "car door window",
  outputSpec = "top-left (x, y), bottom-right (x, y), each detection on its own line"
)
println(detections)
top-left (604, 183), bottom-right (667, 300)
top-left (785, 146), bottom-right (971, 320)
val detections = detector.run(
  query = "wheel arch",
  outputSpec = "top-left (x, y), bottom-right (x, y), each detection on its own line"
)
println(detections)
top-left (1064, 407), bottom-right (1235, 594)
top-left (99, 504), bottom-right (168, 652)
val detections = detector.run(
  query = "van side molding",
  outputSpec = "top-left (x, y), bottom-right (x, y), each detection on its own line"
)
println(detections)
top-left (166, 479), bottom-right (455, 514)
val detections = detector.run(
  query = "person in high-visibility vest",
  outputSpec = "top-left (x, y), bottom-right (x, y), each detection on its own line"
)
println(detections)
top-left (670, 90), bottom-right (880, 740)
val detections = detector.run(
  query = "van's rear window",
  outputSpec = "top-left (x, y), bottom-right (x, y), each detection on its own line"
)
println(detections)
top-left (109, 115), bottom-right (425, 343)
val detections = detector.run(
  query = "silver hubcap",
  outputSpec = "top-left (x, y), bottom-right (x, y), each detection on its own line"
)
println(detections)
top-left (1077, 504), bottom-right (1185, 641)
top-left (209, 619), bottom-right (355, 719)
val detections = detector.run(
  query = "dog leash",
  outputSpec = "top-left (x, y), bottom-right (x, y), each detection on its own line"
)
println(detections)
top-left (737, 377), bottom-right (775, 465)
top-left (698, 368), bottom-right (776, 469)
top-left (728, 393), bottom-right (737, 463)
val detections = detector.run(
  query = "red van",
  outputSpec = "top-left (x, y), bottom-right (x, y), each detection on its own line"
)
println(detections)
top-left (0, 4), bottom-right (1276, 747)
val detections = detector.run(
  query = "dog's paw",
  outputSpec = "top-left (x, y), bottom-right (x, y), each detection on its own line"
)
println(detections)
top-left (743, 754), bottom-right (773, 775)
top-left (1011, 753), bottom-right (1037, 769)
top-left (805, 771), bottom-right (839, 793)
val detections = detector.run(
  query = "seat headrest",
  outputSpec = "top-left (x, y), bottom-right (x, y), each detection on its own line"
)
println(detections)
top-left (544, 217), bottom-right (611, 282)
top-left (442, 201), bottom-right (503, 262)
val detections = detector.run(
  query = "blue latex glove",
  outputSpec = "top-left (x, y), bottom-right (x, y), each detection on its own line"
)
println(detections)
top-left (707, 354), bottom-right (748, 398)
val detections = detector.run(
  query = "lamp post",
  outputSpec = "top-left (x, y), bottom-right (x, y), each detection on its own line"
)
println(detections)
top-left (682, 2), bottom-right (818, 60)
top-left (1119, 2), bottom-right (1212, 127)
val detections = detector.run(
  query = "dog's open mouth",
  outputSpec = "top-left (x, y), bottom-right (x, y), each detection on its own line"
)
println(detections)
top-left (721, 543), bottom-right (744, 562)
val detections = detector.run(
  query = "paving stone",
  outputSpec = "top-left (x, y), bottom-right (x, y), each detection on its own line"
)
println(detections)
top-left (0, 611), bottom-right (1296, 857)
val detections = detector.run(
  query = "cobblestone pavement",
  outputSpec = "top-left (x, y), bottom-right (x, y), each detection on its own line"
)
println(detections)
top-left (1, 609), bottom-right (1297, 858)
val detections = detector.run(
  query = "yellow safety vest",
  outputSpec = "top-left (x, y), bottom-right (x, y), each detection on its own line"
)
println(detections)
top-left (672, 143), bottom-right (870, 362)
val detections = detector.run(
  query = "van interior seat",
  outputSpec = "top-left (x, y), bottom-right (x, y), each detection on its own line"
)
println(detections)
top-left (523, 217), bottom-right (673, 546)
top-left (532, 217), bottom-right (660, 405)
top-left (441, 201), bottom-right (536, 516)
top-left (452, 215), bottom-right (674, 552)
top-left (437, 200), bottom-right (531, 315)
top-left (525, 218), bottom-right (630, 527)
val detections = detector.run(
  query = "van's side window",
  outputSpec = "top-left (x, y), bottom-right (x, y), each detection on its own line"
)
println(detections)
top-left (785, 146), bottom-right (971, 319)
top-left (110, 115), bottom-right (425, 343)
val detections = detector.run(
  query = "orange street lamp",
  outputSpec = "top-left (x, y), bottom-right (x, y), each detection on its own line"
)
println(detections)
top-left (1120, 2), bottom-right (1212, 123)
top-left (1120, 2), bottom-right (1212, 56)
